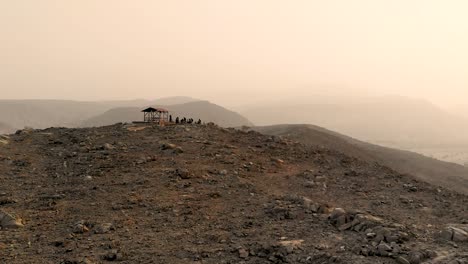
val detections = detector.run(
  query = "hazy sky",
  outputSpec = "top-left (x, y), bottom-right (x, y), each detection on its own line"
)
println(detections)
top-left (1, 1), bottom-right (467, 107)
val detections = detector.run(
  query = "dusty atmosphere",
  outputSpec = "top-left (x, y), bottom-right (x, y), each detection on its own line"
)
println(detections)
top-left (1, 1), bottom-right (468, 264)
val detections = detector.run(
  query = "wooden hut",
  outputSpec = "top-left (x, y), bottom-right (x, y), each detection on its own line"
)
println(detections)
top-left (141, 107), bottom-right (169, 125)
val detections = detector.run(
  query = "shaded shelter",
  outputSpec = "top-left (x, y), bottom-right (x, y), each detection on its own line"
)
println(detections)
top-left (142, 107), bottom-right (169, 124)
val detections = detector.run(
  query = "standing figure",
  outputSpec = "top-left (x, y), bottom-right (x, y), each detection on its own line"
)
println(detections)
top-left (176, 117), bottom-right (179, 124)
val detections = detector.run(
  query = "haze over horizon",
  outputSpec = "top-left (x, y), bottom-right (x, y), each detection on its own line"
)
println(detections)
top-left (1, 1), bottom-right (468, 108)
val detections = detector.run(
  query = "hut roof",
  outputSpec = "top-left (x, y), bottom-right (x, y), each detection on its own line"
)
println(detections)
top-left (141, 107), bottom-right (169, 113)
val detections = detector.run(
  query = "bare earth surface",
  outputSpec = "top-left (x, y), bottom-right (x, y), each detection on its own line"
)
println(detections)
top-left (0, 124), bottom-right (467, 263)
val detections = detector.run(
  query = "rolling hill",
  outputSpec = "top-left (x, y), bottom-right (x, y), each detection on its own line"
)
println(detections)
top-left (254, 124), bottom-right (468, 194)
top-left (81, 101), bottom-right (253, 128)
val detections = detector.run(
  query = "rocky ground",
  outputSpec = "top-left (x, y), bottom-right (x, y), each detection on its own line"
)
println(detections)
top-left (0, 123), bottom-right (467, 264)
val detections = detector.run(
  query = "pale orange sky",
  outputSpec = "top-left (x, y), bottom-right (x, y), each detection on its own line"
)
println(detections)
top-left (1, 0), bottom-right (467, 107)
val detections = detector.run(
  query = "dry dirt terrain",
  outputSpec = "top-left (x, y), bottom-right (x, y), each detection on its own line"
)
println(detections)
top-left (0, 124), bottom-right (467, 263)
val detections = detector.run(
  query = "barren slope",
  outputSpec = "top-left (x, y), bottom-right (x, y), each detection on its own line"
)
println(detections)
top-left (0, 124), bottom-right (466, 264)
top-left (254, 124), bottom-right (468, 194)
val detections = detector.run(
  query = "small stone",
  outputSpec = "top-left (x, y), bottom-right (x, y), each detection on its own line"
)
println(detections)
top-left (390, 242), bottom-right (400, 254)
top-left (94, 223), bottom-right (114, 234)
top-left (329, 208), bottom-right (346, 220)
top-left (173, 147), bottom-right (184, 154)
top-left (161, 143), bottom-right (183, 153)
top-left (239, 248), bottom-right (249, 259)
top-left (440, 229), bottom-right (453, 240)
top-left (161, 143), bottom-right (177, 150)
top-left (374, 233), bottom-right (385, 243)
top-left (0, 210), bottom-right (24, 229)
top-left (176, 168), bottom-right (192, 179)
top-left (73, 221), bottom-right (90, 234)
top-left (385, 234), bottom-right (399, 243)
top-left (104, 143), bottom-right (115, 150)
top-left (278, 240), bottom-right (304, 253)
top-left (408, 251), bottom-right (423, 264)
top-left (273, 158), bottom-right (284, 164)
top-left (338, 221), bottom-right (354, 231)
top-left (103, 250), bottom-right (119, 261)
top-left (396, 256), bottom-right (411, 264)
top-left (377, 243), bottom-right (392, 256)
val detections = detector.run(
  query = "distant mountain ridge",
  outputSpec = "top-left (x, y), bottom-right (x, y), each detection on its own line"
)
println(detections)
top-left (82, 101), bottom-right (253, 128)
top-left (242, 95), bottom-right (468, 147)
top-left (0, 96), bottom-right (252, 132)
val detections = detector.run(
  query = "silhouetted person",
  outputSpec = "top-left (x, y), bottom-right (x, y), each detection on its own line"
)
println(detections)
top-left (197, 119), bottom-right (201, 124)
top-left (175, 117), bottom-right (179, 124)
top-left (169, 115), bottom-right (173, 123)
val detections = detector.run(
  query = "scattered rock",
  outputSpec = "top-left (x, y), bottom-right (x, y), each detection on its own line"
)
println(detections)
top-left (1, 121), bottom-right (467, 263)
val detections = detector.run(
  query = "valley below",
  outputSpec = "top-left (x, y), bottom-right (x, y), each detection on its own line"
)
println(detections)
top-left (382, 145), bottom-right (468, 167)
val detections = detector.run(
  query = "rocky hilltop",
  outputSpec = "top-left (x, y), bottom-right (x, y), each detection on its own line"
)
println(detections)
top-left (0, 124), bottom-right (467, 263)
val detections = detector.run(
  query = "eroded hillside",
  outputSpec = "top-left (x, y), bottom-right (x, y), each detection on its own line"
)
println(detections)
top-left (254, 124), bottom-right (468, 194)
top-left (0, 124), bottom-right (467, 264)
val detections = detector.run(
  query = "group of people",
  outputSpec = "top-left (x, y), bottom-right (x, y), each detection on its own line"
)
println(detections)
top-left (169, 115), bottom-right (202, 125)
